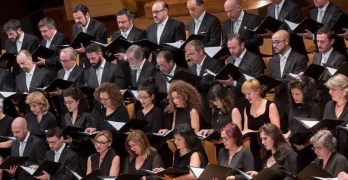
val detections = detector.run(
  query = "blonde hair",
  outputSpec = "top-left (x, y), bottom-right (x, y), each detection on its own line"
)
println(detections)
top-left (325, 74), bottom-right (348, 100)
top-left (93, 130), bottom-right (113, 142)
top-left (25, 91), bottom-right (50, 113)
top-left (241, 79), bottom-right (261, 94)
top-left (125, 130), bottom-right (155, 162)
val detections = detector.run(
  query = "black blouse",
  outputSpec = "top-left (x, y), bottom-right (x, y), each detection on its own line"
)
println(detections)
top-left (288, 103), bottom-right (322, 133)
top-left (211, 109), bottom-right (233, 130)
top-left (123, 151), bottom-right (164, 180)
top-left (98, 106), bottom-right (130, 132)
top-left (314, 151), bottom-right (348, 177)
top-left (175, 108), bottom-right (191, 127)
top-left (90, 150), bottom-right (118, 176)
top-left (0, 116), bottom-right (13, 142)
top-left (25, 112), bottom-right (57, 137)
top-left (136, 106), bottom-right (164, 133)
top-left (323, 100), bottom-right (348, 125)
top-left (173, 146), bottom-right (208, 171)
top-left (64, 112), bottom-right (95, 129)
top-left (218, 147), bottom-right (254, 180)
top-left (246, 101), bottom-right (272, 131)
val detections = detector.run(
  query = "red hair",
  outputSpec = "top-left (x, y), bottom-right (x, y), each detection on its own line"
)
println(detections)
top-left (221, 123), bottom-right (243, 146)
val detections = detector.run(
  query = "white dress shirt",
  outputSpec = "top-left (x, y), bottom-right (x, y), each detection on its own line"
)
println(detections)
top-left (54, 143), bottom-right (65, 162)
top-left (16, 32), bottom-right (25, 52)
top-left (96, 59), bottom-right (106, 86)
top-left (26, 66), bottom-right (36, 92)
top-left (136, 59), bottom-right (146, 82)
top-left (274, 0), bottom-right (285, 20)
top-left (156, 16), bottom-right (169, 44)
top-left (19, 132), bottom-right (30, 157)
top-left (279, 48), bottom-right (292, 77)
top-left (320, 47), bottom-right (333, 65)
top-left (194, 11), bottom-right (206, 34)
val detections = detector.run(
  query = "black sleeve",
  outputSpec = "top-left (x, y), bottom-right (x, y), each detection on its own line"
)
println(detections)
top-left (1, 70), bottom-right (14, 91)
top-left (146, 153), bottom-right (164, 180)
top-left (123, 156), bottom-right (130, 174)
top-left (152, 107), bottom-right (164, 133)
top-left (50, 152), bottom-right (79, 180)
top-left (113, 65), bottom-right (126, 89)
top-left (205, 17), bottom-right (222, 47)
top-left (283, 149), bottom-right (297, 175)
top-left (35, 139), bottom-right (47, 165)
top-left (235, 149), bottom-right (255, 180)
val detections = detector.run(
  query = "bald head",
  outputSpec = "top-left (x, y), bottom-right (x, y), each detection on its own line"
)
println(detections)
top-left (224, 0), bottom-right (242, 20)
top-left (272, 30), bottom-right (290, 55)
top-left (12, 117), bottom-right (28, 142)
top-left (273, 30), bottom-right (290, 40)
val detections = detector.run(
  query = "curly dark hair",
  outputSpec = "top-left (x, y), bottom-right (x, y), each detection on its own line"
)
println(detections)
top-left (94, 82), bottom-right (124, 109)
top-left (62, 87), bottom-right (89, 113)
top-left (208, 84), bottom-right (235, 114)
top-left (168, 80), bottom-right (203, 114)
top-left (257, 123), bottom-right (290, 158)
top-left (288, 75), bottom-right (318, 110)
top-left (138, 77), bottom-right (159, 103)
top-left (172, 124), bottom-right (200, 151)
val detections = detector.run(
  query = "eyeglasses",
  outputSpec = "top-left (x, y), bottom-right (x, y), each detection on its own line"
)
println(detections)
top-left (137, 96), bottom-right (150, 100)
top-left (99, 98), bottom-right (110, 102)
top-left (152, 9), bottom-right (165, 15)
top-left (47, 139), bottom-right (59, 145)
top-left (60, 59), bottom-right (72, 64)
top-left (311, 146), bottom-right (323, 151)
top-left (270, 40), bottom-right (286, 45)
top-left (220, 137), bottom-right (230, 142)
top-left (94, 140), bottom-right (110, 145)
top-left (64, 101), bottom-right (76, 105)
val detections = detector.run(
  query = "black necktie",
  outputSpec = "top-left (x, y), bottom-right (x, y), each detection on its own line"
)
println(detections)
top-left (230, 20), bottom-right (235, 34)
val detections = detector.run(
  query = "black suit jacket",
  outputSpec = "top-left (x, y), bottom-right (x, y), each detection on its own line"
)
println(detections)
top-left (15, 67), bottom-right (53, 93)
top-left (40, 31), bottom-right (71, 78)
top-left (84, 61), bottom-right (126, 89)
top-left (72, 18), bottom-right (107, 68)
top-left (45, 146), bottom-right (78, 180)
top-left (222, 12), bottom-right (263, 56)
top-left (188, 12), bottom-right (221, 47)
top-left (310, 3), bottom-right (348, 58)
top-left (267, 0), bottom-right (307, 58)
top-left (155, 65), bottom-right (188, 93)
top-left (112, 26), bottom-right (147, 86)
top-left (268, 49), bottom-right (307, 119)
top-left (11, 134), bottom-right (46, 180)
top-left (57, 65), bottom-right (85, 88)
top-left (0, 68), bottom-right (14, 91)
top-left (130, 60), bottom-right (156, 87)
top-left (313, 49), bottom-right (346, 81)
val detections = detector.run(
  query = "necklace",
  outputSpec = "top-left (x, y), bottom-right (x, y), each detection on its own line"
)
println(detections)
top-left (336, 101), bottom-right (347, 108)
top-left (216, 113), bottom-right (223, 122)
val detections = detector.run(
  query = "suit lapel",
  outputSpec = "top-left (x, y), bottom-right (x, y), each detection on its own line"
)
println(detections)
top-left (282, 50), bottom-right (294, 78)
top-left (101, 62), bottom-right (109, 83)
top-left (13, 141), bottom-right (20, 156)
top-left (30, 68), bottom-right (40, 91)
top-left (23, 135), bottom-right (33, 156)
top-left (238, 52), bottom-right (248, 70)
top-left (198, 14), bottom-right (208, 34)
top-left (269, 4), bottom-right (276, 18)
top-left (279, 1), bottom-right (289, 20)
top-left (200, 57), bottom-right (210, 76)
top-left (58, 147), bottom-right (67, 163)
top-left (68, 66), bottom-right (78, 82)
top-left (137, 61), bottom-right (148, 86)
top-left (238, 13), bottom-right (248, 34)
top-left (127, 28), bottom-right (136, 41)
top-left (321, 4), bottom-right (332, 24)
top-left (49, 33), bottom-right (59, 49)
top-left (131, 69), bottom-right (136, 87)
top-left (159, 18), bottom-right (172, 44)
top-left (189, 20), bottom-right (195, 35)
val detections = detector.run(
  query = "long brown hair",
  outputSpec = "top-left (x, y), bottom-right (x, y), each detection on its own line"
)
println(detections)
top-left (125, 130), bottom-right (156, 162)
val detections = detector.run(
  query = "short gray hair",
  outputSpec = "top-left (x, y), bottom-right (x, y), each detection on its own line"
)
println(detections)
top-left (125, 45), bottom-right (144, 61)
top-left (325, 74), bottom-right (348, 100)
top-left (37, 17), bottom-right (56, 29)
top-left (60, 47), bottom-right (77, 60)
top-left (310, 130), bottom-right (337, 152)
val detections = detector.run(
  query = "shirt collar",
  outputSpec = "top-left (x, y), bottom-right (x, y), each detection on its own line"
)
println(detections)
top-left (276, 0), bottom-right (285, 11)
top-left (99, 58), bottom-right (106, 69)
top-left (83, 17), bottom-right (91, 31)
top-left (279, 47), bottom-right (292, 60)
top-left (322, 47), bottom-right (333, 57)
top-left (122, 25), bottom-right (133, 35)
top-left (22, 131), bottom-right (30, 143)
top-left (196, 11), bottom-right (206, 22)
top-left (159, 16), bottom-right (169, 27)
top-left (138, 58), bottom-right (146, 71)
top-left (197, 55), bottom-right (207, 67)
top-left (48, 30), bottom-right (57, 42)
top-left (56, 143), bottom-right (65, 154)
top-left (66, 63), bottom-right (76, 72)
top-left (18, 32), bottom-right (25, 43)
top-left (319, 1), bottom-right (330, 13)
top-left (237, 48), bottom-right (247, 60)
top-left (236, 10), bottom-right (244, 22)
top-left (169, 63), bottom-right (177, 76)
top-left (27, 65), bottom-right (36, 76)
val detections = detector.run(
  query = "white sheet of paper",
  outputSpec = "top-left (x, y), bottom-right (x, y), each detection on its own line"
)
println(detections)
top-left (153, 129), bottom-right (173, 137)
top-left (190, 166), bottom-right (204, 178)
top-left (166, 41), bottom-right (183, 49)
top-left (71, 170), bottom-right (82, 180)
top-left (20, 166), bottom-right (35, 175)
top-left (236, 169), bottom-right (252, 180)
top-left (205, 69), bottom-right (217, 76)
top-left (1, 136), bottom-right (16, 141)
top-left (78, 131), bottom-right (100, 136)
top-left (288, 73), bottom-right (301, 80)
top-left (301, 120), bottom-right (319, 128)
top-left (0, 92), bottom-right (16, 98)
top-left (326, 67), bottom-right (337, 76)
top-left (107, 121), bottom-right (125, 131)
top-left (312, 177), bottom-right (338, 180)
top-left (204, 46), bottom-right (222, 57)
top-left (91, 41), bottom-right (108, 47)
top-left (130, 90), bottom-right (140, 100)
top-left (284, 19), bottom-right (299, 31)
top-left (103, 178), bottom-right (116, 180)
top-left (243, 74), bottom-right (255, 80)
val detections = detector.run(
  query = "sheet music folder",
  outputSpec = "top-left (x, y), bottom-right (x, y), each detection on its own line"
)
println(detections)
top-left (0, 156), bottom-right (29, 169)
top-left (100, 174), bottom-right (143, 180)
top-left (296, 162), bottom-right (332, 180)
top-left (238, 167), bottom-right (284, 180)
top-left (211, 63), bottom-right (242, 80)
top-left (169, 70), bottom-right (202, 86)
top-left (197, 130), bottom-right (221, 141)
top-left (140, 167), bottom-right (189, 178)
top-left (93, 35), bottom-right (132, 54)
top-left (289, 131), bottom-right (313, 145)
top-left (55, 32), bottom-right (94, 49)
top-left (166, 34), bottom-right (204, 50)
top-left (31, 45), bottom-right (55, 62)
top-left (21, 160), bottom-right (61, 176)
top-left (107, 119), bottom-right (149, 133)
top-left (189, 164), bottom-right (233, 180)
top-left (71, 169), bottom-right (106, 180)
top-left (132, 39), bottom-right (163, 52)
top-left (331, 13), bottom-right (348, 34)
top-left (284, 17), bottom-right (323, 34)
top-left (243, 74), bottom-right (282, 92)
top-left (41, 78), bottom-right (73, 92)
top-left (62, 126), bottom-right (85, 138)
top-left (255, 16), bottom-right (283, 34)
top-left (303, 64), bottom-right (326, 80)
top-left (295, 117), bottom-right (344, 131)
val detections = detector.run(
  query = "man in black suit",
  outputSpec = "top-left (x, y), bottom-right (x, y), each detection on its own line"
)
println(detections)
top-left (186, 40), bottom-right (224, 126)
top-left (36, 17), bottom-right (71, 78)
top-left (268, 30), bottom-right (307, 132)
top-left (5, 117), bottom-right (46, 180)
top-left (146, 0), bottom-right (186, 64)
top-left (262, 0), bottom-right (307, 58)
top-left (222, 0), bottom-right (263, 56)
top-left (187, 0), bottom-right (221, 47)
top-left (217, 34), bottom-right (265, 113)
top-left (72, 4), bottom-right (107, 69)
top-left (311, 26), bottom-right (346, 110)
top-left (298, 0), bottom-right (347, 59)
top-left (125, 45), bottom-right (156, 88)
top-left (3, 19), bottom-right (39, 75)
top-left (32, 127), bottom-right (78, 180)
top-left (112, 8), bottom-right (147, 85)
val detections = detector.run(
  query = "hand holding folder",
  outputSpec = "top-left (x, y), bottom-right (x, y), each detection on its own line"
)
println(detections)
top-left (140, 167), bottom-right (189, 178)
top-left (54, 32), bottom-right (94, 49)
top-left (20, 160), bottom-right (61, 176)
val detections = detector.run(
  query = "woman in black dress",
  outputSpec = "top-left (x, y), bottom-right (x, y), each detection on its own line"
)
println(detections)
top-left (136, 77), bottom-right (164, 133)
top-left (123, 130), bottom-right (164, 180)
top-left (199, 84), bottom-right (242, 136)
top-left (0, 98), bottom-right (14, 158)
top-left (158, 80), bottom-right (203, 135)
top-left (25, 91), bottom-right (57, 138)
top-left (87, 130), bottom-right (120, 176)
top-left (218, 123), bottom-right (254, 180)
top-left (247, 123), bottom-right (297, 180)
top-left (154, 124), bottom-right (208, 180)
top-left (310, 130), bottom-right (348, 177)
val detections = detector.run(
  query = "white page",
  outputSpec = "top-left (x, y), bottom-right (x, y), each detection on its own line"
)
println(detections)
top-left (204, 46), bottom-right (222, 57)
top-left (78, 131), bottom-right (100, 135)
top-left (326, 67), bottom-right (337, 76)
top-left (0, 92), bottom-right (16, 98)
top-left (166, 41), bottom-right (183, 49)
top-left (70, 169), bottom-right (82, 180)
top-left (91, 41), bottom-right (108, 47)
top-left (205, 69), bottom-right (217, 76)
top-left (103, 178), bottom-right (115, 180)
top-left (301, 120), bottom-right (319, 128)
top-left (107, 121), bottom-right (125, 131)
top-left (130, 90), bottom-right (140, 100)
top-left (243, 74), bottom-right (255, 80)
top-left (312, 177), bottom-right (338, 180)
top-left (1, 136), bottom-right (16, 140)
top-left (288, 73), bottom-right (301, 80)
top-left (153, 129), bottom-right (173, 137)
top-left (236, 169), bottom-right (252, 180)
top-left (190, 166), bottom-right (204, 178)
top-left (20, 166), bottom-right (35, 175)
top-left (284, 19), bottom-right (299, 31)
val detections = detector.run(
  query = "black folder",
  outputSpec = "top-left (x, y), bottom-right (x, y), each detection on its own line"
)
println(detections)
top-left (80, 86), bottom-right (95, 99)
top-left (303, 64), bottom-right (326, 80)
top-left (21, 160), bottom-right (61, 176)
top-left (31, 45), bottom-right (55, 62)
top-left (331, 13), bottom-right (348, 34)
top-left (140, 167), bottom-right (189, 178)
top-left (204, 46), bottom-right (231, 61)
top-left (243, 74), bottom-right (282, 92)
top-left (246, 167), bottom-right (285, 180)
top-left (0, 156), bottom-right (29, 169)
top-left (197, 130), bottom-right (221, 141)
top-left (169, 70), bottom-right (202, 86)
top-left (73, 131), bottom-right (100, 138)
top-left (94, 35), bottom-right (133, 54)
top-left (0, 136), bottom-right (15, 141)
top-left (132, 39), bottom-right (163, 52)
top-left (289, 131), bottom-right (313, 145)
top-left (107, 119), bottom-right (149, 133)
top-left (0, 93), bottom-right (27, 101)
top-left (284, 17), bottom-right (323, 34)
top-left (242, 131), bottom-right (257, 139)
top-left (122, 89), bottom-right (139, 103)
top-left (71, 169), bottom-right (106, 180)
top-left (98, 174), bottom-right (143, 180)
top-left (62, 126), bottom-right (85, 139)
top-left (55, 32), bottom-right (94, 49)
top-left (255, 16), bottom-right (283, 34)
top-left (40, 78), bottom-right (73, 92)
top-left (296, 162), bottom-right (332, 180)
top-left (214, 63), bottom-right (243, 80)
top-left (189, 164), bottom-right (233, 180)
top-left (324, 62), bottom-right (348, 77)
top-left (295, 117), bottom-right (344, 131)
top-left (166, 34), bottom-right (204, 50)
top-left (0, 53), bottom-right (16, 64)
